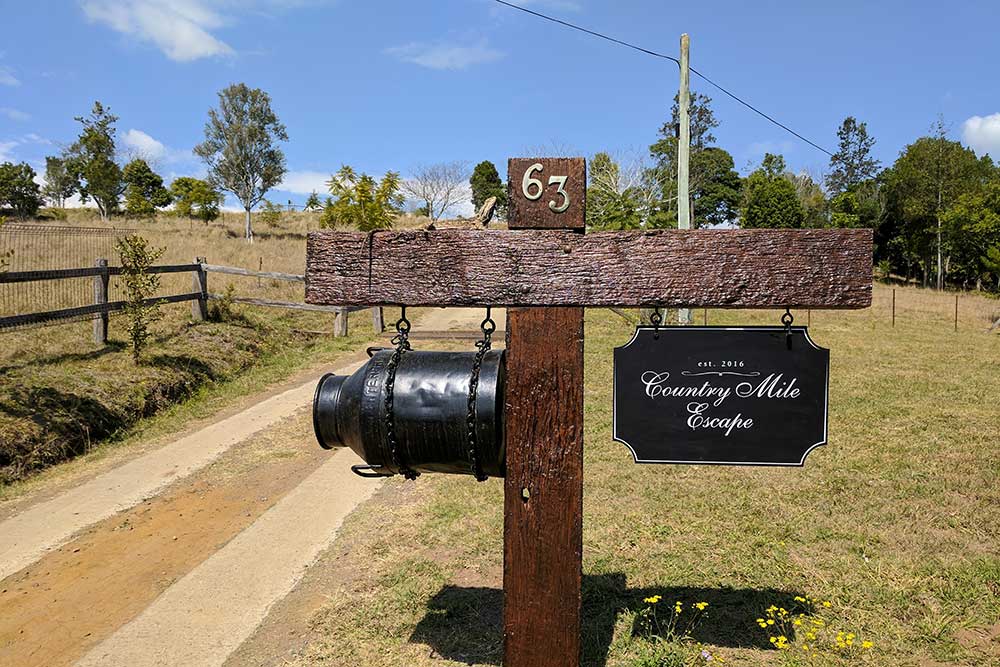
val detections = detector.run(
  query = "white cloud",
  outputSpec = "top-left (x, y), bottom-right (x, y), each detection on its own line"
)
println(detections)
top-left (0, 66), bottom-right (18, 86)
top-left (385, 41), bottom-right (504, 70)
top-left (962, 113), bottom-right (1000, 158)
top-left (277, 170), bottom-right (331, 195)
top-left (80, 0), bottom-right (234, 62)
top-left (79, 0), bottom-right (334, 62)
top-left (121, 128), bottom-right (195, 167)
top-left (0, 141), bottom-right (17, 162)
top-left (123, 128), bottom-right (167, 160)
top-left (1, 108), bottom-right (30, 121)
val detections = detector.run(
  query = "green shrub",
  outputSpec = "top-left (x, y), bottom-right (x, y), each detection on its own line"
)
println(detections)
top-left (115, 235), bottom-right (164, 364)
top-left (260, 199), bottom-right (282, 227)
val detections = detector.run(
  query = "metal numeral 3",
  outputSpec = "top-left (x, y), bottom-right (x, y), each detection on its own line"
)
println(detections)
top-left (521, 163), bottom-right (570, 213)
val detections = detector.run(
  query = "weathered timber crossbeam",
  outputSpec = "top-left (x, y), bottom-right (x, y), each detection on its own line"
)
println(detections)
top-left (305, 228), bottom-right (872, 309)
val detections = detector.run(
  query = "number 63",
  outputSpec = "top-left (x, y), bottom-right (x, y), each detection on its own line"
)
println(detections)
top-left (521, 162), bottom-right (570, 213)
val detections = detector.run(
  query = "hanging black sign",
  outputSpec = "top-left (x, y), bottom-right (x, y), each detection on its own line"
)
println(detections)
top-left (613, 326), bottom-right (829, 466)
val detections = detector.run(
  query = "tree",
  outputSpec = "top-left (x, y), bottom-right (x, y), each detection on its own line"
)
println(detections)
top-left (782, 171), bottom-right (827, 228)
top-left (323, 165), bottom-right (402, 231)
top-left (122, 159), bottom-right (172, 217)
top-left (259, 199), bottom-right (282, 226)
top-left (194, 83), bottom-right (288, 243)
top-left (170, 177), bottom-right (222, 223)
top-left (65, 101), bottom-right (124, 220)
top-left (648, 92), bottom-right (740, 227)
top-left (739, 153), bottom-right (804, 229)
top-left (0, 162), bottom-right (43, 219)
top-left (42, 156), bottom-right (76, 208)
top-left (470, 160), bottom-right (507, 219)
top-left (587, 151), bottom-right (658, 230)
top-left (883, 120), bottom-right (993, 288)
top-left (826, 117), bottom-right (880, 195)
top-left (304, 190), bottom-right (322, 211)
top-left (401, 161), bottom-right (469, 221)
top-left (941, 182), bottom-right (1000, 290)
top-left (688, 148), bottom-right (742, 226)
top-left (115, 235), bottom-right (164, 364)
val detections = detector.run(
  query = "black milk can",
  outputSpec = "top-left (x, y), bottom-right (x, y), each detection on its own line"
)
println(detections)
top-left (313, 349), bottom-right (505, 478)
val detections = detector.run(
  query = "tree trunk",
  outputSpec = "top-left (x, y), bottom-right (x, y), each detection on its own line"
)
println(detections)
top-left (936, 214), bottom-right (943, 290)
top-left (244, 208), bottom-right (254, 244)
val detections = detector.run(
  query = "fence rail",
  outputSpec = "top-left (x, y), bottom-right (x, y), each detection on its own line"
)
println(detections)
top-left (201, 264), bottom-right (305, 283)
top-left (0, 260), bottom-right (383, 341)
top-left (0, 263), bottom-right (200, 284)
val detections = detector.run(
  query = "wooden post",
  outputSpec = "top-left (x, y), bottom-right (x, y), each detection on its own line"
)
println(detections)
top-left (892, 288), bottom-right (896, 328)
top-left (371, 306), bottom-right (384, 333)
top-left (677, 32), bottom-right (692, 326)
top-left (93, 258), bottom-right (109, 345)
top-left (192, 257), bottom-right (208, 321)
top-left (504, 158), bottom-right (585, 667)
top-left (333, 309), bottom-right (348, 337)
top-left (954, 293), bottom-right (959, 332)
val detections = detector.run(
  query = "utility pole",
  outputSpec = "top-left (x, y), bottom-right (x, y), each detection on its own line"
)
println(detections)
top-left (677, 33), bottom-right (692, 324)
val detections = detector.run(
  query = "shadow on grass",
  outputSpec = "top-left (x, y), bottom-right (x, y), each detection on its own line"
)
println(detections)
top-left (0, 340), bottom-right (126, 374)
top-left (0, 385), bottom-right (124, 478)
top-left (410, 574), bottom-right (808, 666)
top-left (148, 353), bottom-right (218, 382)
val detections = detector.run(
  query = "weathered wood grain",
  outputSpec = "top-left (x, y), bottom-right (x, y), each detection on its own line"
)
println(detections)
top-left (306, 228), bottom-right (873, 309)
top-left (503, 306), bottom-right (584, 667)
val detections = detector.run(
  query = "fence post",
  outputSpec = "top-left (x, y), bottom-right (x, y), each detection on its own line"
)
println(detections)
top-left (371, 306), bottom-right (384, 333)
top-left (892, 288), bottom-right (896, 328)
top-left (954, 293), bottom-right (959, 332)
top-left (333, 308), bottom-right (348, 337)
top-left (93, 258), bottom-right (109, 345)
top-left (192, 257), bottom-right (208, 321)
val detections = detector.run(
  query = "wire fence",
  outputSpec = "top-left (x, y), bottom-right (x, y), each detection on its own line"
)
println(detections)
top-left (0, 223), bottom-right (138, 331)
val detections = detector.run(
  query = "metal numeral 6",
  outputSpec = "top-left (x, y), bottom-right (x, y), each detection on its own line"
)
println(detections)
top-left (521, 163), bottom-right (571, 213)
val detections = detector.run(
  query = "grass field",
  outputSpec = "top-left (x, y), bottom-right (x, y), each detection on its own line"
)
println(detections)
top-left (285, 285), bottom-right (999, 667)
top-left (0, 208), bottom-right (425, 484)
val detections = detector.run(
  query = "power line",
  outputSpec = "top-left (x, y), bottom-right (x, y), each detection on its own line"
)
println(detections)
top-left (688, 68), bottom-right (833, 157)
top-left (492, 0), bottom-right (833, 157)
top-left (493, 0), bottom-right (679, 64)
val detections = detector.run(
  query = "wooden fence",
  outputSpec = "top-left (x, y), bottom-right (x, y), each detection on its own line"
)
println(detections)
top-left (0, 258), bottom-right (383, 343)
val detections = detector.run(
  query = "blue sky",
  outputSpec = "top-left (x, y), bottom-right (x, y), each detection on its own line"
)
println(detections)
top-left (1, 0), bottom-right (999, 211)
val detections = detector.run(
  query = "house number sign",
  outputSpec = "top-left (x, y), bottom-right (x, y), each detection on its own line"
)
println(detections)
top-left (508, 157), bottom-right (586, 229)
top-left (613, 326), bottom-right (830, 466)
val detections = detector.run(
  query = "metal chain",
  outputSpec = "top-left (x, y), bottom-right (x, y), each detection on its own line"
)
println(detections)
top-left (384, 307), bottom-right (419, 480)
top-left (651, 307), bottom-right (663, 338)
top-left (466, 307), bottom-right (495, 482)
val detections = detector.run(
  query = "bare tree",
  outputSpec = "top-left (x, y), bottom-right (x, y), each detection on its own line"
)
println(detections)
top-left (402, 161), bottom-right (470, 221)
top-left (589, 148), bottom-right (660, 228)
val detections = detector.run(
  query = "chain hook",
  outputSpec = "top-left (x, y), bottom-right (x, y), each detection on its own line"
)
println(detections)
top-left (782, 308), bottom-right (794, 350)
top-left (391, 305), bottom-right (412, 350)
top-left (650, 307), bottom-right (663, 339)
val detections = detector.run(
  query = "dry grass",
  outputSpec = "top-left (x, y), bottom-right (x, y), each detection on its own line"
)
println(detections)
top-left (0, 207), bottom-right (411, 483)
top-left (285, 284), bottom-right (1000, 667)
